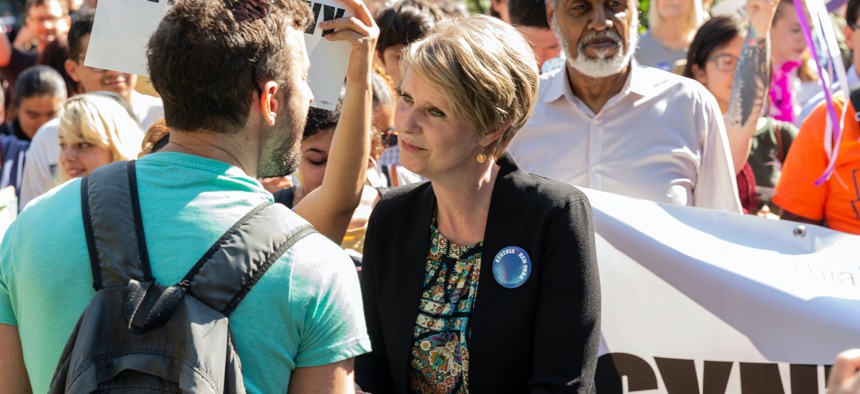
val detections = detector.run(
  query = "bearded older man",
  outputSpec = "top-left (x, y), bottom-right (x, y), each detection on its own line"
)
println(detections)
top-left (508, 0), bottom-right (743, 212)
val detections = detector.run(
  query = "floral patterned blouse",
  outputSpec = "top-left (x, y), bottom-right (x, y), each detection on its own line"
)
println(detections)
top-left (408, 218), bottom-right (482, 393)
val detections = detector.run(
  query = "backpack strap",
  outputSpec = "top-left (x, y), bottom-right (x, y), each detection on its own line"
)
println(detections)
top-left (184, 203), bottom-right (316, 316)
top-left (81, 161), bottom-right (153, 290)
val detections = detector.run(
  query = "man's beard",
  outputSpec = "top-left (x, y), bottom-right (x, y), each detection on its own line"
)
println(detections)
top-left (553, 19), bottom-right (639, 78)
top-left (257, 108), bottom-right (305, 178)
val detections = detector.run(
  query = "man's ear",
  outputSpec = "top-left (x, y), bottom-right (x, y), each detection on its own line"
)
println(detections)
top-left (259, 81), bottom-right (280, 126)
top-left (65, 58), bottom-right (80, 83)
top-left (845, 25), bottom-right (854, 49)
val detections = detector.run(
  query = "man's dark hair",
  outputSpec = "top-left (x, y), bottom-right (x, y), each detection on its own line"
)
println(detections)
top-left (508, 0), bottom-right (548, 28)
top-left (682, 15), bottom-right (741, 79)
top-left (14, 65), bottom-right (67, 106)
top-left (848, 0), bottom-right (860, 27)
top-left (25, 0), bottom-right (68, 16)
top-left (376, 0), bottom-right (444, 54)
top-left (147, 0), bottom-right (312, 134)
top-left (68, 10), bottom-right (94, 61)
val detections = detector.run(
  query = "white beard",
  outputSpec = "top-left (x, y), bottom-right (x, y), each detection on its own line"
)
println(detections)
top-left (553, 19), bottom-right (639, 78)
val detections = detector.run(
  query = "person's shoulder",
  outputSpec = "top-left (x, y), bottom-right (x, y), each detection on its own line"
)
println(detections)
top-left (507, 169), bottom-right (590, 209)
top-left (373, 181), bottom-right (432, 214)
top-left (15, 177), bottom-right (82, 231)
top-left (29, 119), bottom-right (60, 145)
top-left (636, 64), bottom-right (707, 97)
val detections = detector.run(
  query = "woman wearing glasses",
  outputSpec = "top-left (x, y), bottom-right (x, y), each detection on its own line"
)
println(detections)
top-left (683, 8), bottom-right (795, 214)
top-left (355, 15), bottom-right (599, 393)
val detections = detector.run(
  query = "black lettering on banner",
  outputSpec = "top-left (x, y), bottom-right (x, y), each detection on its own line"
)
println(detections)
top-left (790, 364), bottom-right (820, 394)
top-left (702, 361), bottom-right (733, 394)
top-left (596, 353), bottom-right (832, 393)
top-left (303, 1), bottom-right (346, 36)
top-left (653, 358), bottom-right (733, 394)
top-left (596, 353), bottom-right (658, 393)
top-left (739, 362), bottom-right (785, 393)
top-left (146, 0), bottom-right (175, 4)
top-left (655, 357), bottom-right (699, 393)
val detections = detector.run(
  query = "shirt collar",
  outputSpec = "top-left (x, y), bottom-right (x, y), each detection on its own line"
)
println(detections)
top-left (542, 58), bottom-right (652, 105)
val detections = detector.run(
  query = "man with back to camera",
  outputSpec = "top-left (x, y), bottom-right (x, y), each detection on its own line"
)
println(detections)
top-left (0, 0), bottom-right (378, 391)
top-left (508, 0), bottom-right (761, 212)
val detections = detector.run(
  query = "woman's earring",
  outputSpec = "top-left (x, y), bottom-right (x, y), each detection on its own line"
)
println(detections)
top-left (476, 146), bottom-right (487, 164)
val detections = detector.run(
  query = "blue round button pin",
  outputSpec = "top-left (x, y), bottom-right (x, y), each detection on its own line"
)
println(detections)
top-left (492, 246), bottom-right (531, 289)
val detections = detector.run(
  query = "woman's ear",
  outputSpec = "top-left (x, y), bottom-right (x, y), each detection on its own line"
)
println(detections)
top-left (479, 124), bottom-right (509, 158)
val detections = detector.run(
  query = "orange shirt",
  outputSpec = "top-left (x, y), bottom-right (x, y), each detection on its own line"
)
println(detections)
top-left (773, 96), bottom-right (860, 234)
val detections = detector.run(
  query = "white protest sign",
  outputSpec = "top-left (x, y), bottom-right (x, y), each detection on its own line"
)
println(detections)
top-left (582, 188), bottom-right (860, 393)
top-left (86, 0), bottom-right (350, 111)
top-left (710, 0), bottom-right (747, 19)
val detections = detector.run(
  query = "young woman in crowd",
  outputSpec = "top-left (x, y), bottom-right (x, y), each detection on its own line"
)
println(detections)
top-left (769, 0), bottom-right (822, 124)
top-left (1, 65), bottom-right (66, 141)
top-left (684, 12), bottom-right (796, 214)
top-left (636, 0), bottom-right (707, 71)
top-left (57, 92), bottom-right (142, 180)
top-left (355, 15), bottom-right (599, 393)
top-left (273, 103), bottom-right (384, 261)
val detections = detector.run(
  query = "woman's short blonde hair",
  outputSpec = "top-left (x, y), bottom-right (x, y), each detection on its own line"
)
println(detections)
top-left (648, 0), bottom-right (706, 35)
top-left (58, 93), bottom-right (144, 180)
top-left (400, 15), bottom-right (539, 159)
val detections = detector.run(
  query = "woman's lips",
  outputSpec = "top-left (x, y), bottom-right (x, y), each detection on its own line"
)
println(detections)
top-left (400, 139), bottom-right (424, 152)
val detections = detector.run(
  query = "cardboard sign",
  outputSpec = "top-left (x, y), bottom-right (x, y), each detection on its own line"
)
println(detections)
top-left (87, 0), bottom-right (350, 110)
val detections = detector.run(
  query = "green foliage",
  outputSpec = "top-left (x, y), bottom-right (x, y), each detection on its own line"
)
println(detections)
top-left (468, 0), bottom-right (490, 14)
top-left (638, 0), bottom-right (650, 33)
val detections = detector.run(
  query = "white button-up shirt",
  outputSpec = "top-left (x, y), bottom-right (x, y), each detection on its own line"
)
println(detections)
top-left (509, 62), bottom-right (742, 213)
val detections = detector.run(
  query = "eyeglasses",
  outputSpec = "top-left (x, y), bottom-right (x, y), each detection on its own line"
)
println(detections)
top-left (78, 57), bottom-right (108, 73)
top-left (28, 15), bottom-right (62, 24)
top-left (850, 22), bottom-right (860, 30)
top-left (707, 54), bottom-right (739, 72)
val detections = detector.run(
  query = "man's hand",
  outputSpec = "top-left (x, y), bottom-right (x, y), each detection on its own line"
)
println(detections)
top-left (828, 349), bottom-right (860, 394)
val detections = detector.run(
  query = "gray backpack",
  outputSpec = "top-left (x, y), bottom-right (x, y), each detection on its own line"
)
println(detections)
top-left (49, 161), bottom-right (315, 393)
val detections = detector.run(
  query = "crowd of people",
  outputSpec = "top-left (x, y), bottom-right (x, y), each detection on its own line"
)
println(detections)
top-left (0, 0), bottom-right (857, 391)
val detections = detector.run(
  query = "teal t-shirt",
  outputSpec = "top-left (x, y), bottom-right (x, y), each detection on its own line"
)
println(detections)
top-left (0, 152), bottom-right (370, 393)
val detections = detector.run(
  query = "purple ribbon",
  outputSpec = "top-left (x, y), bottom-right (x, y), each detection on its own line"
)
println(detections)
top-left (792, 0), bottom-right (841, 185)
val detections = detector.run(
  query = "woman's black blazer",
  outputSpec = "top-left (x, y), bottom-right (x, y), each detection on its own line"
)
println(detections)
top-left (355, 153), bottom-right (600, 393)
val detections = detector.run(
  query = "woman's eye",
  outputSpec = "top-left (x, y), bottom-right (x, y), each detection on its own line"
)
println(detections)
top-left (399, 93), bottom-right (414, 104)
top-left (428, 108), bottom-right (445, 118)
top-left (308, 159), bottom-right (327, 166)
top-left (78, 142), bottom-right (92, 149)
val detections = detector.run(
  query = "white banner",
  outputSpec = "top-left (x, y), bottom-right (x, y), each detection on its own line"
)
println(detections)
top-left (87, 0), bottom-right (349, 110)
top-left (583, 188), bottom-right (860, 393)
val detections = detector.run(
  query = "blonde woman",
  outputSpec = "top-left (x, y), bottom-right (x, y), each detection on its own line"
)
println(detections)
top-left (637, 0), bottom-right (707, 71)
top-left (356, 15), bottom-right (599, 393)
top-left (58, 92), bottom-right (144, 180)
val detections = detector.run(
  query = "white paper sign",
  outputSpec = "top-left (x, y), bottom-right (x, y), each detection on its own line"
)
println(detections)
top-left (87, 0), bottom-right (350, 111)
top-left (583, 188), bottom-right (860, 393)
